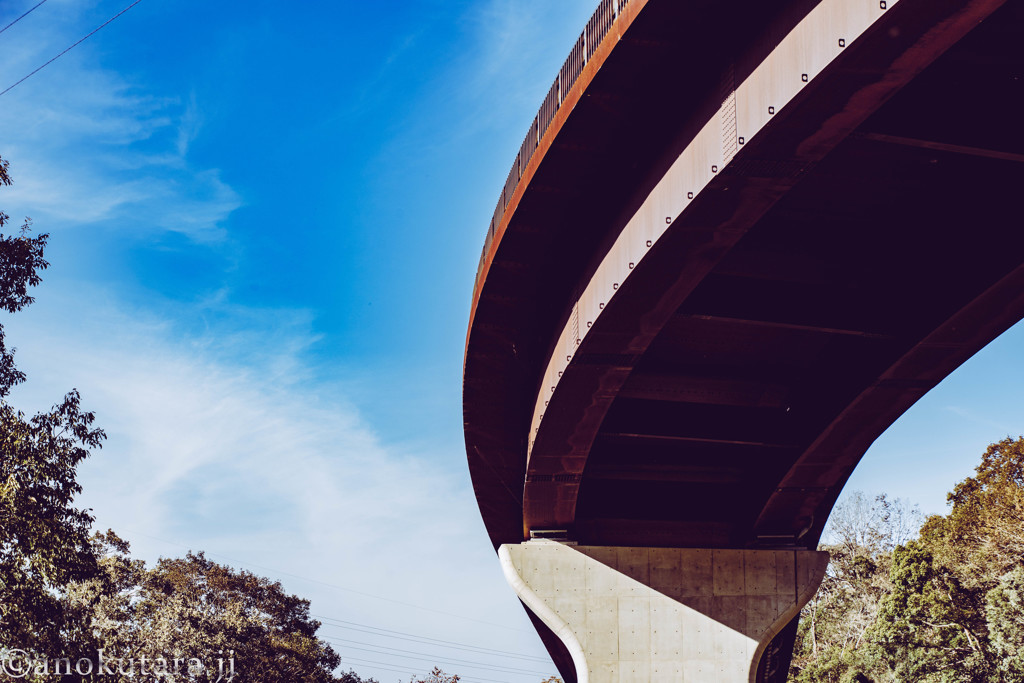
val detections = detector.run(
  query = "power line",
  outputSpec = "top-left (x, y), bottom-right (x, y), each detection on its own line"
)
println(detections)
top-left (321, 626), bottom-right (549, 667)
top-left (314, 616), bottom-right (550, 663)
top-left (320, 636), bottom-right (552, 677)
top-left (0, 0), bottom-right (49, 37)
top-left (120, 528), bottom-right (529, 633)
top-left (111, 529), bottom-right (554, 674)
top-left (0, 0), bottom-right (143, 98)
top-left (332, 644), bottom-right (544, 679)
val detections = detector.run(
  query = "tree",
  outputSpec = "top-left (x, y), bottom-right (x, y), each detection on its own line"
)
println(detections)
top-left (932, 436), bottom-right (1024, 585)
top-left (826, 491), bottom-right (922, 557)
top-left (985, 565), bottom-right (1024, 679)
top-left (0, 392), bottom-right (106, 658)
top-left (0, 156), bottom-right (48, 396)
top-left (864, 437), bottom-right (1024, 682)
top-left (411, 668), bottom-right (459, 683)
top-left (868, 540), bottom-right (988, 682)
top-left (789, 438), bottom-right (1024, 681)
top-left (789, 492), bottom-right (919, 682)
top-left (60, 535), bottom-right (344, 682)
top-left (0, 154), bottom-right (107, 662)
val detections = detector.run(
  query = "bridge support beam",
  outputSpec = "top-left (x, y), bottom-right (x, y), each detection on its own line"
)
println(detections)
top-left (500, 541), bottom-right (828, 683)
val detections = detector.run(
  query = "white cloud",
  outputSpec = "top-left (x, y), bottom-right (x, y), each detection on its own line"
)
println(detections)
top-left (6, 289), bottom-right (449, 554)
top-left (3, 288), bottom-right (552, 676)
top-left (176, 91), bottom-right (202, 157)
top-left (0, 2), bottom-right (239, 240)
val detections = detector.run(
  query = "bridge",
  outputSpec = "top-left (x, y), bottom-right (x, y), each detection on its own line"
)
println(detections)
top-left (462, 0), bottom-right (1024, 680)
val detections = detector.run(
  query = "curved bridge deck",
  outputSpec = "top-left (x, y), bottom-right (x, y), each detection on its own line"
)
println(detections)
top-left (464, 0), bottom-right (1024, 679)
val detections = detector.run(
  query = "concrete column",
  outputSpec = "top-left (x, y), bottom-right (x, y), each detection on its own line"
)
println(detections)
top-left (500, 541), bottom-right (828, 683)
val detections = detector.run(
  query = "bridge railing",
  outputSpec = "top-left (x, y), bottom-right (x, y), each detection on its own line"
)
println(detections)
top-left (586, 0), bottom-right (617, 61)
top-left (477, 0), bottom-right (632, 287)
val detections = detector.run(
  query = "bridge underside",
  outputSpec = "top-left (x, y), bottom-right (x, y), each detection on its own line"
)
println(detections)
top-left (464, 0), bottom-right (1024, 679)
top-left (467, 0), bottom-right (1024, 549)
top-left (573, 71), bottom-right (1024, 548)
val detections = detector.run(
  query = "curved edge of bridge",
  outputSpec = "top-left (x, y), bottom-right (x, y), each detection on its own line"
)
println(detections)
top-left (466, 0), bottom-right (645, 353)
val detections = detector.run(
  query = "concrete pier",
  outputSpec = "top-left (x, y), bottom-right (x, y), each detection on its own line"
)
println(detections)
top-left (500, 541), bottom-right (828, 683)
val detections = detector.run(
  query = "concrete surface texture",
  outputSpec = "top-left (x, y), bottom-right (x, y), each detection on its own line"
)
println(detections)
top-left (500, 541), bottom-right (828, 683)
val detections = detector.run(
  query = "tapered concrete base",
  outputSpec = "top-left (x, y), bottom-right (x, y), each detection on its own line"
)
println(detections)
top-left (500, 541), bottom-right (827, 683)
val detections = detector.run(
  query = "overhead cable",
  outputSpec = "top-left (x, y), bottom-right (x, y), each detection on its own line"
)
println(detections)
top-left (120, 527), bottom-right (529, 632)
top-left (314, 615), bottom-right (551, 663)
top-left (0, 0), bottom-right (144, 98)
top-left (320, 636), bottom-right (553, 677)
top-left (0, 0), bottom-right (49, 37)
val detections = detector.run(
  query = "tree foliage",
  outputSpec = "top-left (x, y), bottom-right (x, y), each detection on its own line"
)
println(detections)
top-left (0, 156), bottom-right (47, 397)
top-left (791, 437), bottom-right (1024, 682)
top-left (54, 535), bottom-right (345, 682)
top-left (0, 154), bottom-right (107, 664)
top-left (0, 391), bottom-right (106, 658)
top-left (410, 668), bottom-right (460, 683)
top-left (790, 493), bottom-right (919, 681)
top-left (985, 565), bottom-right (1024, 679)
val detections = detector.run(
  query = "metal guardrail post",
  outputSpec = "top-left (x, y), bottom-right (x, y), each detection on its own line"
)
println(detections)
top-left (480, 0), bottom-right (631, 272)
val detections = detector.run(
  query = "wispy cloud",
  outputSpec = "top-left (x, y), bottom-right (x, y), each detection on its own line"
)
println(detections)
top-left (943, 405), bottom-right (1017, 437)
top-left (4, 288), bottom-right (525, 638)
top-left (0, 2), bottom-right (239, 240)
top-left (176, 90), bottom-right (202, 157)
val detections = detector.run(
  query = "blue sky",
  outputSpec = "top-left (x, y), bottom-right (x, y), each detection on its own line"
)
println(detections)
top-left (1, 1), bottom-right (1023, 681)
